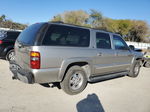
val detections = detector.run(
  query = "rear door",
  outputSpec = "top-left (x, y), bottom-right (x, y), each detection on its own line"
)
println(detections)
top-left (15, 23), bottom-right (46, 70)
top-left (94, 32), bottom-right (117, 75)
top-left (112, 35), bottom-right (133, 72)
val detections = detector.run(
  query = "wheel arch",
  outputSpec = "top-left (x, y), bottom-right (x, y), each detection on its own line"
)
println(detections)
top-left (58, 58), bottom-right (93, 82)
top-left (4, 46), bottom-right (14, 56)
top-left (131, 55), bottom-right (143, 66)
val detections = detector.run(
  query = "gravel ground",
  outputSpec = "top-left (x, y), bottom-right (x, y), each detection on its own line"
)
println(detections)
top-left (0, 60), bottom-right (150, 112)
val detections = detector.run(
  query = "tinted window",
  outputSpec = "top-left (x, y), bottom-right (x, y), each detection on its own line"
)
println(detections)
top-left (42, 25), bottom-right (90, 47)
top-left (7, 31), bottom-right (20, 40)
top-left (17, 23), bottom-right (44, 45)
top-left (0, 30), bottom-right (7, 39)
top-left (113, 35), bottom-right (129, 50)
top-left (96, 32), bottom-right (111, 49)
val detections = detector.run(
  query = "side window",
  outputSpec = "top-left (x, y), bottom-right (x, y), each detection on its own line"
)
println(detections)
top-left (7, 32), bottom-right (20, 40)
top-left (42, 25), bottom-right (90, 47)
top-left (96, 32), bottom-right (111, 49)
top-left (113, 35), bottom-right (129, 50)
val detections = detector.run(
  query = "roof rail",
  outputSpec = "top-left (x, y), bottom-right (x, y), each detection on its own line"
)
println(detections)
top-left (50, 21), bottom-right (64, 24)
top-left (49, 22), bottom-right (121, 35)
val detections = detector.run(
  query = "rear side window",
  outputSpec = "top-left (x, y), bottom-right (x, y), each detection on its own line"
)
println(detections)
top-left (96, 32), bottom-right (111, 49)
top-left (42, 25), bottom-right (90, 47)
top-left (7, 31), bottom-right (20, 40)
top-left (17, 23), bottom-right (44, 45)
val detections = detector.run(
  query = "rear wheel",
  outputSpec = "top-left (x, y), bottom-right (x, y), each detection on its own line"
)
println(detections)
top-left (60, 66), bottom-right (87, 95)
top-left (128, 60), bottom-right (141, 77)
top-left (6, 49), bottom-right (15, 61)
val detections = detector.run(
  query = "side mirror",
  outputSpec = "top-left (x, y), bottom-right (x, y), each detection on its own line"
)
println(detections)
top-left (129, 45), bottom-right (135, 50)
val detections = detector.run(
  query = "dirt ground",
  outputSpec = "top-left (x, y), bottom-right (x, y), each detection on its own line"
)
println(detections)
top-left (0, 60), bottom-right (150, 112)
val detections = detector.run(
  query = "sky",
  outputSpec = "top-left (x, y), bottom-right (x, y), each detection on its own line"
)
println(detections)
top-left (0, 0), bottom-right (150, 25)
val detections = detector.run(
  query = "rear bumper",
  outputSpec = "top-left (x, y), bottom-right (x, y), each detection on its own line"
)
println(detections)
top-left (9, 61), bottom-right (60, 84)
top-left (9, 61), bottom-right (34, 84)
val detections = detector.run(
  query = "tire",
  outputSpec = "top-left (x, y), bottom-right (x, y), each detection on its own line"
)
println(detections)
top-left (143, 60), bottom-right (150, 68)
top-left (60, 66), bottom-right (87, 95)
top-left (128, 60), bottom-right (141, 77)
top-left (6, 49), bottom-right (15, 61)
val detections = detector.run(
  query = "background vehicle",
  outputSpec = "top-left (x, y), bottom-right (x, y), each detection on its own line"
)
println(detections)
top-left (129, 45), bottom-right (150, 67)
top-left (0, 28), bottom-right (21, 61)
top-left (10, 22), bottom-right (143, 95)
top-left (143, 52), bottom-right (150, 67)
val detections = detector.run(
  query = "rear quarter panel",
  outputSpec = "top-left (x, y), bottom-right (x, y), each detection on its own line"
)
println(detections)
top-left (32, 46), bottom-right (96, 69)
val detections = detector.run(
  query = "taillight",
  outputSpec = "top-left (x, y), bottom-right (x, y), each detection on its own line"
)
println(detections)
top-left (30, 51), bottom-right (40, 69)
top-left (0, 40), bottom-right (3, 44)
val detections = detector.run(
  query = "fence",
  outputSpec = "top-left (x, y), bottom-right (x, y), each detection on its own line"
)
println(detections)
top-left (126, 41), bottom-right (150, 49)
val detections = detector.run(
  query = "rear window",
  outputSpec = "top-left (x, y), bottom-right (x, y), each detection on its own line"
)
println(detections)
top-left (42, 25), bottom-right (90, 47)
top-left (17, 23), bottom-right (44, 45)
top-left (7, 31), bottom-right (20, 40)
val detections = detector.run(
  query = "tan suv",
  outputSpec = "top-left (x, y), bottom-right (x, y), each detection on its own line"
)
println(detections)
top-left (10, 22), bottom-right (143, 95)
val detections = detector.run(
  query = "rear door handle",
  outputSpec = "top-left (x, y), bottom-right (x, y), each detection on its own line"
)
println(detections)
top-left (97, 52), bottom-right (102, 56)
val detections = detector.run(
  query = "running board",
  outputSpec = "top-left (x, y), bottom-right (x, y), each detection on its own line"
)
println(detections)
top-left (89, 71), bottom-right (128, 82)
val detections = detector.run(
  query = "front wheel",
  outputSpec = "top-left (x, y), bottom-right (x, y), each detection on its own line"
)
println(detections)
top-left (60, 66), bottom-right (87, 95)
top-left (128, 60), bottom-right (141, 77)
top-left (6, 49), bottom-right (15, 61)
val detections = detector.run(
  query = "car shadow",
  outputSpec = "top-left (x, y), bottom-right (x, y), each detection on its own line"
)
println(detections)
top-left (76, 93), bottom-right (105, 112)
